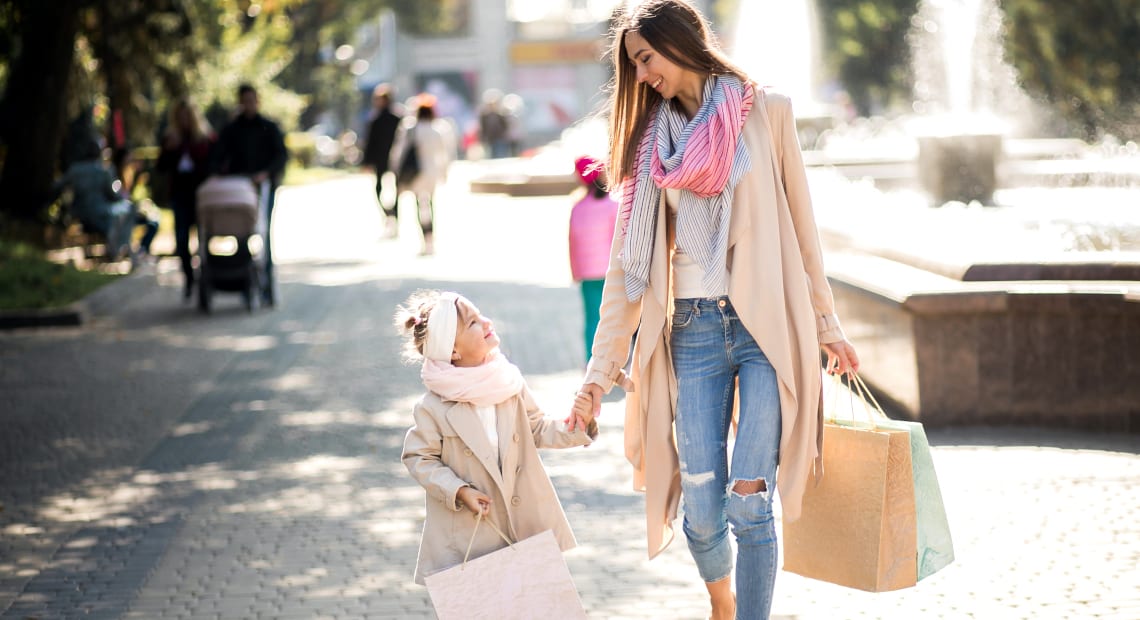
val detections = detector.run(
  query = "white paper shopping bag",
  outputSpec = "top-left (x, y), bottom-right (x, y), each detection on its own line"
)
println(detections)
top-left (424, 518), bottom-right (586, 620)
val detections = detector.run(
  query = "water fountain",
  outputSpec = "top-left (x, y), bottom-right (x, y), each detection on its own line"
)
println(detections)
top-left (734, 0), bottom-right (1140, 431)
top-left (908, 0), bottom-right (1012, 205)
top-left (730, 0), bottom-right (835, 147)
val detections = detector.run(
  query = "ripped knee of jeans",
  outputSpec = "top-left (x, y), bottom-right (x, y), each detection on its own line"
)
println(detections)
top-left (729, 477), bottom-right (770, 500)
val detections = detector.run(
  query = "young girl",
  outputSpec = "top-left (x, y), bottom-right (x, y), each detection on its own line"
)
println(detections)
top-left (568, 155), bottom-right (619, 364)
top-left (395, 289), bottom-right (597, 586)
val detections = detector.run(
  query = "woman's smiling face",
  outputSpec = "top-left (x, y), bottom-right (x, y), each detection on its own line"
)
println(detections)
top-left (450, 297), bottom-right (499, 367)
top-left (624, 30), bottom-right (697, 103)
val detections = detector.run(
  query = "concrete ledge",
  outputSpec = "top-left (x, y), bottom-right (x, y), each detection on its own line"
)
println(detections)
top-left (469, 174), bottom-right (578, 196)
top-left (827, 252), bottom-right (1140, 432)
top-left (0, 305), bottom-right (83, 329)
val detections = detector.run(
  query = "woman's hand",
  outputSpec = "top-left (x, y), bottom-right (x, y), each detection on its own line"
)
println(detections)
top-left (568, 392), bottom-right (596, 433)
top-left (564, 383), bottom-right (604, 432)
top-left (456, 485), bottom-right (491, 516)
top-left (821, 339), bottom-right (860, 376)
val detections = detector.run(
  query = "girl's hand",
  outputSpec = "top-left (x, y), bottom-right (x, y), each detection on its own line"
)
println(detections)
top-left (456, 485), bottom-right (491, 516)
top-left (821, 339), bottom-right (860, 376)
top-left (568, 392), bottom-right (595, 433)
top-left (564, 384), bottom-right (603, 431)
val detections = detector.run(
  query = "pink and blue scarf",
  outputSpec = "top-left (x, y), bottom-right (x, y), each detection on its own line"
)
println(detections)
top-left (618, 75), bottom-right (755, 302)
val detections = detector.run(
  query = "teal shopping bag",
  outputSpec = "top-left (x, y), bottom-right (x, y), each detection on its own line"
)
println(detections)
top-left (872, 417), bottom-right (955, 580)
top-left (849, 375), bottom-right (955, 581)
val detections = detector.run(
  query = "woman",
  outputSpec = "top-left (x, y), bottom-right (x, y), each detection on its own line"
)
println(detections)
top-left (157, 98), bottom-right (214, 299)
top-left (571, 1), bottom-right (859, 618)
top-left (390, 95), bottom-right (455, 255)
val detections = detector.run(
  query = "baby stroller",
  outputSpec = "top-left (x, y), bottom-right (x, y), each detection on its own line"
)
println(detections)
top-left (195, 176), bottom-right (273, 313)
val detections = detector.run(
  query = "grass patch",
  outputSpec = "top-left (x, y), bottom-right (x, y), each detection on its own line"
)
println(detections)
top-left (0, 240), bottom-right (122, 310)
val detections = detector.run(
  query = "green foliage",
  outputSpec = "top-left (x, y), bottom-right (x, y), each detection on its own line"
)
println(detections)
top-left (710, 0), bottom-right (741, 50)
top-left (395, 0), bottom-right (469, 36)
top-left (191, 3), bottom-right (306, 132)
top-left (0, 239), bottom-right (121, 310)
top-left (817, 0), bottom-right (919, 115)
top-left (1000, 0), bottom-right (1140, 140)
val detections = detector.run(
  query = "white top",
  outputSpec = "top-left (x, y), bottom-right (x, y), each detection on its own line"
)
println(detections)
top-left (667, 187), bottom-right (729, 299)
top-left (475, 404), bottom-right (500, 468)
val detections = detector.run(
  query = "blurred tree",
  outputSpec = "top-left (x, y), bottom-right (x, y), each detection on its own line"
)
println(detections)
top-left (1001, 0), bottom-right (1140, 140)
top-left (191, 1), bottom-right (305, 134)
top-left (278, 0), bottom-right (449, 130)
top-left (0, 0), bottom-right (87, 225)
top-left (816, 0), bottom-right (918, 115)
top-left (0, 0), bottom-right (442, 226)
top-left (709, 0), bottom-right (740, 51)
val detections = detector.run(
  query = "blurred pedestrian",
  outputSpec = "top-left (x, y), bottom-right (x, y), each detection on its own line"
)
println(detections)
top-left (361, 83), bottom-right (402, 238)
top-left (390, 95), bottom-right (455, 256)
top-left (50, 141), bottom-right (157, 263)
top-left (477, 89), bottom-right (509, 159)
top-left (502, 93), bottom-right (526, 157)
top-left (157, 98), bottom-right (215, 300)
top-left (211, 84), bottom-right (287, 304)
top-left (568, 156), bottom-right (617, 364)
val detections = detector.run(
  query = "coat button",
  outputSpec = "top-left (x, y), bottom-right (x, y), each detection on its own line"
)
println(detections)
top-left (510, 496), bottom-right (521, 506)
top-left (516, 466), bottom-right (522, 474)
top-left (512, 433), bottom-right (519, 443)
top-left (463, 448), bottom-right (473, 456)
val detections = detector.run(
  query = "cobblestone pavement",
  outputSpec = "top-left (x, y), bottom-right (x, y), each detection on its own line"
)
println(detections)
top-left (2, 165), bottom-right (1138, 619)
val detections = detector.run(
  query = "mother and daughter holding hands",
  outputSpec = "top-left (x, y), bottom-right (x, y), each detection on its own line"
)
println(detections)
top-left (396, 1), bottom-right (859, 618)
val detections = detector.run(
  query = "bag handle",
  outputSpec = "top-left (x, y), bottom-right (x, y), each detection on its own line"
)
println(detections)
top-left (851, 373), bottom-right (888, 420)
top-left (461, 511), bottom-right (514, 568)
top-left (827, 372), bottom-right (888, 425)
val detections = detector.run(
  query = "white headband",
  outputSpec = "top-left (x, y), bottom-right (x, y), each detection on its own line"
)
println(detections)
top-left (423, 292), bottom-right (459, 362)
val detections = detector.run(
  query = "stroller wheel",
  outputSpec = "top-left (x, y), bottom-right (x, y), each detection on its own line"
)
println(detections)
top-left (261, 265), bottom-right (275, 308)
top-left (198, 268), bottom-right (212, 313)
top-left (245, 263), bottom-right (261, 313)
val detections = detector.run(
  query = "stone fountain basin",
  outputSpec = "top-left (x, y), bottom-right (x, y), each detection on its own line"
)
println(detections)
top-left (813, 179), bottom-right (1140, 432)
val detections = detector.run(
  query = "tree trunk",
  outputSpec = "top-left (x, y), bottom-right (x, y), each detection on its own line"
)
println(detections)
top-left (0, 3), bottom-right (83, 224)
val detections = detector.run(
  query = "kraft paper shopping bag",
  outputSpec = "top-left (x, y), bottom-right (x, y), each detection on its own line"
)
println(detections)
top-left (784, 421), bottom-right (916, 592)
top-left (851, 375), bottom-right (954, 581)
top-left (782, 408), bottom-right (918, 591)
top-left (424, 520), bottom-right (586, 620)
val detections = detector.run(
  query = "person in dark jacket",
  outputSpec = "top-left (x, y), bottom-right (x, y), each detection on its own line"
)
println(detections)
top-left (157, 98), bottom-right (215, 300)
top-left (361, 83), bottom-right (402, 237)
top-left (211, 84), bottom-right (287, 304)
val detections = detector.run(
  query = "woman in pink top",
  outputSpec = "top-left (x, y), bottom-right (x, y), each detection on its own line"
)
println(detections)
top-left (568, 156), bottom-right (618, 363)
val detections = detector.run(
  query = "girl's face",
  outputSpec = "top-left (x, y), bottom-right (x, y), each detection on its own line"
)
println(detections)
top-left (450, 297), bottom-right (499, 367)
top-left (624, 31), bottom-right (700, 103)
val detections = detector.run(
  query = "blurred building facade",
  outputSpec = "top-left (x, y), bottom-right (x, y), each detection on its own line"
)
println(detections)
top-left (352, 0), bottom-right (710, 153)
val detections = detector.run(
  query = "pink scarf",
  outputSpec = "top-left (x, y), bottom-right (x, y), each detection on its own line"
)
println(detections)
top-left (420, 348), bottom-right (525, 407)
top-left (618, 75), bottom-right (755, 301)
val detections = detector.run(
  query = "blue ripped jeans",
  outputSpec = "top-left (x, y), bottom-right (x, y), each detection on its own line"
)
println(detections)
top-left (670, 297), bottom-right (781, 619)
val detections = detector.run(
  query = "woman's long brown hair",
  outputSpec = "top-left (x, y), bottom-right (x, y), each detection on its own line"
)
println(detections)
top-left (606, 0), bottom-right (751, 187)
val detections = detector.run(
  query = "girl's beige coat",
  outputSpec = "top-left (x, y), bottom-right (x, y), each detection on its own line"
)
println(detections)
top-left (585, 91), bottom-right (846, 559)
top-left (402, 385), bottom-right (594, 584)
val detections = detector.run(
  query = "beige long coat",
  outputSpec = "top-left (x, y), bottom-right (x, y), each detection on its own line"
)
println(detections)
top-left (402, 384), bottom-right (595, 584)
top-left (584, 90), bottom-right (847, 559)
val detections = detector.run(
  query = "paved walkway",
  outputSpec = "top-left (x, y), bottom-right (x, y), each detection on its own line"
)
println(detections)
top-left (1, 165), bottom-right (1138, 619)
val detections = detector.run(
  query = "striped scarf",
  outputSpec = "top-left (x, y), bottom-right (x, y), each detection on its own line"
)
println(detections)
top-left (619, 75), bottom-right (754, 302)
